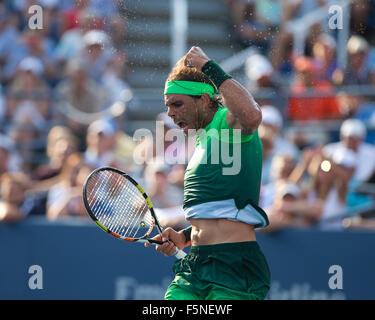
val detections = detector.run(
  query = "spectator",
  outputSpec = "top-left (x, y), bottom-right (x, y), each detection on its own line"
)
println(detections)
top-left (324, 119), bottom-right (375, 184)
top-left (245, 53), bottom-right (280, 105)
top-left (0, 172), bottom-right (45, 223)
top-left (54, 8), bottom-right (101, 63)
top-left (347, 95), bottom-right (375, 143)
top-left (260, 154), bottom-right (297, 209)
top-left (0, 172), bottom-right (29, 223)
top-left (84, 118), bottom-right (136, 170)
top-left (340, 35), bottom-right (375, 86)
top-left (5, 56), bottom-right (51, 132)
top-left (46, 153), bottom-right (92, 219)
top-left (316, 148), bottom-right (358, 229)
top-left (78, 29), bottom-right (114, 82)
top-left (261, 105), bottom-right (300, 157)
top-left (144, 160), bottom-right (183, 209)
top-left (289, 143), bottom-right (358, 229)
top-left (32, 125), bottom-right (78, 182)
top-left (229, 0), bottom-right (275, 52)
top-left (0, 9), bottom-right (20, 84)
top-left (288, 56), bottom-right (342, 121)
top-left (8, 122), bottom-right (42, 174)
top-left (323, 119), bottom-right (375, 210)
top-left (55, 58), bottom-right (109, 147)
top-left (266, 0), bottom-right (323, 75)
top-left (144, 159), bottom-right (186, 230)
top-left (101, 52), bottom-right (133, 107)
top-left (84, 118), bottom-right (117, 168)
top-left (260, 105), bottom-right (299, 184)
top-left (262, 181), bottom-right (322, 233)
top-left (0, 134), bottom-right (22, 176)
top-left (258, 123), bottom-right (275, 167)
top-left (3, 27), bottom-right (56, 85)
top-left (336, 91), bottom-right (364, 119)
top-left (335, 92), bottom-right (375, 143)
top-left (312, 33), bottom-right (341, 84)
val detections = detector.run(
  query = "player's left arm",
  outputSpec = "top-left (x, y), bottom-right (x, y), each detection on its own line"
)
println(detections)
top-left (184, 46), bottom-right (262, 135)
top-left (219, 79), bottom-right (262, 135)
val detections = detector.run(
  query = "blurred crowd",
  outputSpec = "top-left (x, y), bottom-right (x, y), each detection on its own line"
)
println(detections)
top-left (1, 0), bottom-right (375, 233)
top-left (225, 0), bottom-right (375, 231)
top-left (0, 0), bottom-right (191, 230)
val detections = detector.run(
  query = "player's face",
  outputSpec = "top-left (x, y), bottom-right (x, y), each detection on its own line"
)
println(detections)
top-left (165, 94), bottom-right (207, 135)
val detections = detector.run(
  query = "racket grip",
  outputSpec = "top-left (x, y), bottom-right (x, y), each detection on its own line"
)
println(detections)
top-left (174, 248), bottom-right (187, 259)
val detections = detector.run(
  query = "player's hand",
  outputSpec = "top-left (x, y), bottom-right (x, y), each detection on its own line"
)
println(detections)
top-left (145, 227), bottom-right (186, 256)
top-left (184, 46), bottom-right (210, 71)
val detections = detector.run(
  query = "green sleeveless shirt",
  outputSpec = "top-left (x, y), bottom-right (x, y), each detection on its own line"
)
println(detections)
top-left (183, 106), bottom-right (268, 228)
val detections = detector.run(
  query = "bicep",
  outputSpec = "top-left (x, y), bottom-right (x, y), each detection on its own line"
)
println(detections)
top-left (225, 109), bottom-right (258, 135)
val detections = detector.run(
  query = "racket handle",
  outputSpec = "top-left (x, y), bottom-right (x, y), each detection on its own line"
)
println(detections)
top-left (174, 248), bottom-right (187, 259)
top-left (148, 239), bottom-right (186, 259)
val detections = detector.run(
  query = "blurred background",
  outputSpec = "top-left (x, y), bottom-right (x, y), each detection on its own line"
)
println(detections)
top-left (1, 0), bottom-right (375, 300)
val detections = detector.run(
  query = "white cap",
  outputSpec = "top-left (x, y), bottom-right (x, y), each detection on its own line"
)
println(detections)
top-left (332, 147), bottom-right (357, 168)
top-left (18, 56), bottom-right (44, 76)
top-left (340, 119), bottom-right (366, 138)
top-left (245, 54), bottom-right (273, 81)
top-left (347, 35), bottom-right (369, 54)
top-left (83, 30), bottom-right (110, 48)
top-left (261, 105), bottom-right (283, 128)
top-left (88, 119), bottom-right (116, 136)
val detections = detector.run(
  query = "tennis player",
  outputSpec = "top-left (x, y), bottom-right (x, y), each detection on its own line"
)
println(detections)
top-left (149, 46), bottom-right (270, 300)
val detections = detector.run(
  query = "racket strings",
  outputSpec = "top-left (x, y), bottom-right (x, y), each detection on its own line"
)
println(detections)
top-left (87, 170), bottom-right (154, 239)
top-left (108, 172), bottom-right (149, 236)
top-left (91, 172), bottom-right (151, 238)
top-left (99, 173), bottom-right (127, 233)
top-left (90, 171), bottom-right (124, 230)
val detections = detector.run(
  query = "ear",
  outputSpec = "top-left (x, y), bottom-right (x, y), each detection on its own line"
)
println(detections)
top-left (199, 93), bottom-right (211, 106)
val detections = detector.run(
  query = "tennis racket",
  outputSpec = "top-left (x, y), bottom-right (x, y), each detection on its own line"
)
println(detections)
top-left (82, 166), bottom-right (186, 259)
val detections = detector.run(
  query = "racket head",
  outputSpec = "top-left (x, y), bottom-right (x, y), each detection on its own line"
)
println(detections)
top-left (83, 167), bottom-right (161, 241)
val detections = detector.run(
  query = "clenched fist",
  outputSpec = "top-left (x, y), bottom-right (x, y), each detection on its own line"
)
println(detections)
top-left (184, 46), bottom-right (210, 71)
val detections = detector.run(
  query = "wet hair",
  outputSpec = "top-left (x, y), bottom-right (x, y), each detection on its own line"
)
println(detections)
top-left (166, 58), bottom-right (222, 111)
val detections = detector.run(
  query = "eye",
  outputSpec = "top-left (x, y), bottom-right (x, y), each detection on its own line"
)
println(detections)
top-left (173, 102), bottom-right (183, 107)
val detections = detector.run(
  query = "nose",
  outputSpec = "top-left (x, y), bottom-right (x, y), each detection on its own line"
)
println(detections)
top-left (167, 107), bottom-right (175, 119)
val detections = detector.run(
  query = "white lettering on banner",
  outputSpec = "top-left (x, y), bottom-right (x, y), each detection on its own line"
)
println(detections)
top-left (328, 265), bottom-right (344, 290)
top-left (268, 281), bottom-right (346, 300)
top-left (28, 265), bottom-right (43, 290)
top-left (114, 276), bottom-right (171, 300)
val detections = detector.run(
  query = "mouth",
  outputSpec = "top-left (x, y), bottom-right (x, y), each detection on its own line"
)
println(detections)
top-left (176, 121), bottom-right (187, 130)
